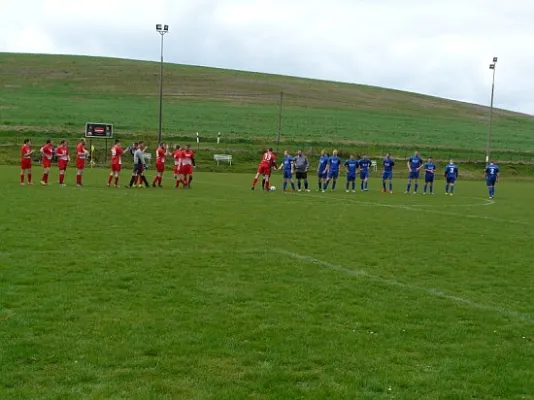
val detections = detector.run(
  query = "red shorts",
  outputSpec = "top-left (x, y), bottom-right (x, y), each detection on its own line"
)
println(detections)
top-left (58, 160), bottom-right (68, 170)
top-left (174, 165), bottom-right (181, 175)
top-left (111, 163), bottom-right (122, 172)
top-left (257, 164), bottom-right (271, 177)
top-left (181, 165), bottom-right (193, 176)
top-left (21, 159), bottom-right (31, 170)
top-left (42, 159), bottom-right (52, 169)
top-left (156, 162), bottom-right (165, 173)
top-left (76, 159), bottom-right (85, 170)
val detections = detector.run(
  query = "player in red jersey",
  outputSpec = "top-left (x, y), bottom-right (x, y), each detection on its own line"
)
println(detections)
top-left (251, 148), bottom-right (277, 191)
top-left (180, 145), bottom-right (196, 188)
top-left (75, 138), bottom-right (89, 187)
top-left (55, 140), bottom-right (70, 186)
top-left (152, 143), bottom-right (171, 187)
top-left (107, 139), bottom-right (125, 187)
top-left (172, 145), bottom-right (183, 188)
top-left (40, 139), bottom-right (54, 185)
top-left (20, 138), bottom-right (34, 185)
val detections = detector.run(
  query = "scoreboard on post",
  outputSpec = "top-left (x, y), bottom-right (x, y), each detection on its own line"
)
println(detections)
top-left (85, 122), bottom-right (113, 138)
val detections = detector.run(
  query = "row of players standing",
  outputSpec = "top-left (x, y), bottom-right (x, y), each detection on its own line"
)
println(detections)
top-left (251, 149), bottom-right (501, 198)
top-left (19, 138), bottom-right (196, 188)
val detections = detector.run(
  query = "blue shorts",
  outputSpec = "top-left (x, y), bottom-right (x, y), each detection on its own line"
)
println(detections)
top-left (347, 174), bottom-right (356, 182)
top-left (425, 174), bottom-right (434, 183)
top-left (446, 176), bottom-right (456, 184)
top-left (318, 171), bottom-right (327, 179)
top-left (283, 170), bottom-right (292, 179)
top-left (360, 170), bottom-right (369, 180)
top-left (486, 177), bottom-right (496, 186)
top-left (409, 171), bottom-right (420, 179)
top-left (382, 171), bottom-right (392, 180)
top-left (328, 170), bottom-right (339, 179)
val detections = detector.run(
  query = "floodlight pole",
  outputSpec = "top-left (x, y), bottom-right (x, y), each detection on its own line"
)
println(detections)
top-left (486, 57), bottom-right (497, 163)
top-left (156, 24), bottom-right (169, 145)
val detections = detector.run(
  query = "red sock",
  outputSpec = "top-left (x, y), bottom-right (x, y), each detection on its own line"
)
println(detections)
top-left (158, 176), bottom-right (163, 185)
top-left (153, 176), bottom-right (158, 185)
top-left (252, 178), bottom-right (258, 187)
top-left (108, 175), bottom-right (113, 184)
top-left (134, 176), bottom-right (139, 185)
top-left (175, 179), bottom-right (179, 188)
top-left (265, 180), bottom-right (270, 190)
top-left (59, 174), bottom-right (64, 184)
top-left (114, 177), bottom-right (119, 186)
top-left (77, 175), bottom-right (81, 185)
top-left (28, 173), bottom-right (32, 183)
top-left (20, 174), bottom-right (24, 183)
top-left (42, 173), bottom-right (48, 183)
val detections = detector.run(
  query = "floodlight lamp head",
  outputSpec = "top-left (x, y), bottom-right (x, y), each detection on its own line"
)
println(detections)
top-left (164, 25), bottom-right (169, 31)
top-left (489, 64), bottom-right (495, 70)
top-left (156, 24), bottom-right (162, 31)
top-left (493, 57), bottom-right (498, 63)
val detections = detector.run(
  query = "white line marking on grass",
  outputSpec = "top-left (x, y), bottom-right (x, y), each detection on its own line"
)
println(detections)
top-left (274, 249), bottom-right (534, 324)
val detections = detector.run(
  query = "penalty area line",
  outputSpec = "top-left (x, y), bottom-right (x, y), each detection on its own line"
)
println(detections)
top-left (274, 249), bottom-right (534, 325)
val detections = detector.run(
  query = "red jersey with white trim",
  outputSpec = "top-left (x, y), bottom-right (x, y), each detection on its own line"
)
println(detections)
top-left (260, 151), bottom-right (276, 168)
top-left (173, 150), bottom-right (182, 166)
top-left (111, 145), bottom-right (124, 165)
top-left (56, 145), bottom-right (69, 161)
top-left (157, 147), bottom-right (166, 164)
top-left (21, 144), bottom-right (32, 159)
top-left (76, 143), bottom-right (87, 160)
top-left (181, 150), bottom-right (195, 166)
top-left (41, 144), bottom-right (54, 161)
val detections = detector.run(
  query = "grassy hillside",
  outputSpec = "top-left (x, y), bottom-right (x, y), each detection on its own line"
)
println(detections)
top-left (1, 53), bottom-right (534, 161)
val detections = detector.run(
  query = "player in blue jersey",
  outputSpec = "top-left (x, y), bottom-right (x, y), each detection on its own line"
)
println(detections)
top-left (444, 159), bottom-right (458, 195)
top-left (280, 150), bottom-right (296, 192)
top-left (317, 150), bottom-right (329, 191)
top-left (358, 155), bottom-right (372, 191)
top-left (344, 155), bottom-right (359, 192)
top-left (423, 157), bottom-right (437, 195)
top-left (381, 153), bottom-right (394, 193)
top-left (485, 161), bottom-right (500, 199)
top-left (323, 150), bottom-right (341, 192)
top-left (406, 151), bottom-right (423, 194)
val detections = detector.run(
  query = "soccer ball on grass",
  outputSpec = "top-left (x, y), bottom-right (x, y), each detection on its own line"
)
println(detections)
top-left (270, 186), bottom-right (276, 191)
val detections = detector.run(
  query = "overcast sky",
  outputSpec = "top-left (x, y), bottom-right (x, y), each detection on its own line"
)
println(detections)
top-left (1, 0), bottom-right (533, 114)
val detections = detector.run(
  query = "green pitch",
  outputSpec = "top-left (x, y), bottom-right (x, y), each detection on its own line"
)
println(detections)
top-left (1, 166), bottom-right (533, 399)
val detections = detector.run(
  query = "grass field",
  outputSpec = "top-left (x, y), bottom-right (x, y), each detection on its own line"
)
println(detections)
top-left (1, 53), bottom-right (534, 158)
top-left (1, 165), bottom-right (533, 399)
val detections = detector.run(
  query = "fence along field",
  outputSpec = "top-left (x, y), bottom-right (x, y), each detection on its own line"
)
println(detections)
top-left (1, 52), bottom-right (534, 164)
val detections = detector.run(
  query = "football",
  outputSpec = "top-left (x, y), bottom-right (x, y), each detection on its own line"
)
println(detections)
top-left (270, 186), bottom-right (276, 191)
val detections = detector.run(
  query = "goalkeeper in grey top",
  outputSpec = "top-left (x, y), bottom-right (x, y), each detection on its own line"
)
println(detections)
top-left (294, 150), bottom-right (310, 192)
top-left (127, 141), bottom-right (151, 188)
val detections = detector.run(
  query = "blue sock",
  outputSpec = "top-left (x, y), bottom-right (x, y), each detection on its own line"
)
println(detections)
top-left (304, 180), bottom-right (308, 190)
top-left (365, 181), bottom-right (368, 190)
top-left (346, 181), bottom-right (349, 190)
top-left (430, 184), bottom-right (433, 193)
top-left (424, 184), bottom-right (427, 193)
top-left (406, 183), bottom-right (411, 192)
top-left (297, 181), bottom-right (301, 189)
top-left (318, 180), bottom-right (322, 190)
top-left (389, 182), bottom-right (392, 191)
top-left (450, 185), bottom-right (455, 193)
top-left (323, 181), bottom-right (329, 190)
top-left (382, 181), bottom-right (386, 191)
top-left (352, 181), bottom-right (356, 190)
top-left (283, 181), bottom-right (287, 191)
top-left (361, 181), bottom-right (364, 190)
top-left (445, 184), bottom-right (449, 193)
top-left (414, 183), bottom-right (418, 193)
top-left (291, 182), bottom-right (295, 190)
top-left (332, 180), bottom-right (337, 190)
